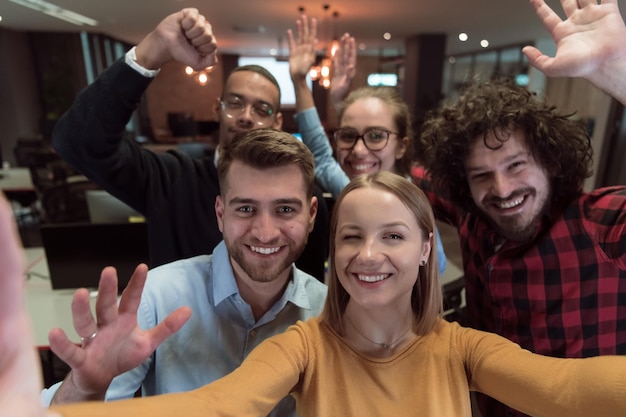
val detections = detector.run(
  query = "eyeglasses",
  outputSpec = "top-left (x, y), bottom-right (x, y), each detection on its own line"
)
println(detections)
top-left (332, 127), bottom-right (397, 151)
top-left (220, 97), bottom-right (275, 127)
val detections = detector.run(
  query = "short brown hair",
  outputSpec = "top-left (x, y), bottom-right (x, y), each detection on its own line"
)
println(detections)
top-left (217, 128), bottom-right (315, 198)
top-left (321, 171), bottom-right (443, 336)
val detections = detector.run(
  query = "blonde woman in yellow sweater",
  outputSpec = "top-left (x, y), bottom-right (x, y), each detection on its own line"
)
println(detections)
top-left (2, 170), bottom-right (626, 417)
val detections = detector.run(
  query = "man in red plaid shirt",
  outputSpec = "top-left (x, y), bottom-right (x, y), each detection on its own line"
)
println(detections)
top-left (413, 0), bottom-right (626, 416)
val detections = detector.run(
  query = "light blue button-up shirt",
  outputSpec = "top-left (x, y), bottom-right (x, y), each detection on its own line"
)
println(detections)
top-left (42, 241), bottom-right (328, 416)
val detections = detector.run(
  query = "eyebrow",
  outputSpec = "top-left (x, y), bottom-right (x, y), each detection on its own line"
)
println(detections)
top-left (339, 221), bottom-right (410, 230)
top-left (465, 151), bottom-right (529, 173)
top-left (340, 125), bottom-right (392, 132)
top-left (228, 197), bottom-right (303, 207)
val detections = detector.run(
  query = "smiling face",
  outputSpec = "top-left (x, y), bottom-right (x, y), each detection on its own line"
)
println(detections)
top-left (465, 129), bottom-right (551, 242)
top-left (334, 186), bottom-right (431, 312)
top-left (215, 160), bottom-right (317, 285)
top-left (215, 70), bottom-right (283, 147)
top-left (337, 97), bottom-right (408, 178)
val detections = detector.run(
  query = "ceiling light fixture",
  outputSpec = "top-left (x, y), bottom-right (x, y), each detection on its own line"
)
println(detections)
top-left (7, 0), bottom-right (98, 27)
top-left (308, 6), bottom-right (340, 90)
top-left (184, 65), bottom-right (214, 87)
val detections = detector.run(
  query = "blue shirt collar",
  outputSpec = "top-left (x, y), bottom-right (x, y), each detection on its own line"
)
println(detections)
top-left (211, 240), bottom-right (316, 312)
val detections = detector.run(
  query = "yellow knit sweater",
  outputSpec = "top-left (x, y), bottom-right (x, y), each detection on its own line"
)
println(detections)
top-left (53, 318), bottom-right (626, 417)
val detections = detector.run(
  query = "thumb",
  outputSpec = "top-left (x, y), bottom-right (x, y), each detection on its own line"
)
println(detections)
top-left (48, 328), bottom-right (86, 368)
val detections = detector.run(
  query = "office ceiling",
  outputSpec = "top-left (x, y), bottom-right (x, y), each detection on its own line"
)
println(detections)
top-left (1, 0), bottom-right (624, 58)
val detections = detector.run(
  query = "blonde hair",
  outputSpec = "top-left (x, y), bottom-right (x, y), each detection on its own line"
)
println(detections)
top-left (321, 171), bottom-right (443, 335)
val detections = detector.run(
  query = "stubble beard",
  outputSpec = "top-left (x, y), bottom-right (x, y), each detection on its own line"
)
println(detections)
top-left (227, 239), bottom-right (307, 283)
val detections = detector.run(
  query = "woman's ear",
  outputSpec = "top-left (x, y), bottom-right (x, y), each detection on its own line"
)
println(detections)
top-left (421, 231), bottom-right (433, 263)
top-left (396, 136), bottom-right (409, 160)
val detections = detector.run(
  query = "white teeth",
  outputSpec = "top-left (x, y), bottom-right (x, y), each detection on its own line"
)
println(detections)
top-left (497, 196), bottom-right (524, 209)
top-left (250, 245), bottom-right (280, 255)
top-left (357, 274), bottom-right (388, 282)
top-left (353, 163), bottom-right (375, 171)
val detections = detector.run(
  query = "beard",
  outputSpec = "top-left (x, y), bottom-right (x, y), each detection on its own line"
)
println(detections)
top-left (491, 212), bottom-right (542, 242)
top-left (226, 237), bottom-right (307, 283)
top-left (482, 187), bottom-right (551, 243)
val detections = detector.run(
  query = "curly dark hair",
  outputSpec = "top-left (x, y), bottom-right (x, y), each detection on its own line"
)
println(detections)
top-left (419, 78), bottom-right (593, 213)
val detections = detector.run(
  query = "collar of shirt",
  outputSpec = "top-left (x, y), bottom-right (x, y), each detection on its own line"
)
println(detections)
top-left (210, 241), bottom-right (315, 317)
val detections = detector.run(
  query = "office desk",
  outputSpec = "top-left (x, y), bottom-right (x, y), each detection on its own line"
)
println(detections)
top-left (1, 168), bottom-right (37, 222)
top-left (24, 247), bottom-right (94, 347)
top-left (0, 167), bottom-right (35, 192)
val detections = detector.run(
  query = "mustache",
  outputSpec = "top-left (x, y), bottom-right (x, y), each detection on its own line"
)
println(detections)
top-left (483, 187), bottom-right (534, 205)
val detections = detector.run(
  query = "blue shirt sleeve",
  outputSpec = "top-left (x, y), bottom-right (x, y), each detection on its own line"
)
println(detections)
top-left (295, 107), bottom-right (349, 198)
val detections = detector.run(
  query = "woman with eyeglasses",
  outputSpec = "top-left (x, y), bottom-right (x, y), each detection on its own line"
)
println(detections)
top-left (287, 16), bottom-right (447, 275)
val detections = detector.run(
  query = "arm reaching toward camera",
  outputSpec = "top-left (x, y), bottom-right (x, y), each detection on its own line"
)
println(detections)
top-left (0, 195), bottom-right (61, 417)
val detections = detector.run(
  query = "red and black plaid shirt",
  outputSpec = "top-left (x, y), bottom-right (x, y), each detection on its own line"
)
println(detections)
top-left (413, 166), bottom-right (626, 417)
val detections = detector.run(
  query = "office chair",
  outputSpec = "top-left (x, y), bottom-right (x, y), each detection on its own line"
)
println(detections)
top-left (40, 180), bottom-right (100, 223)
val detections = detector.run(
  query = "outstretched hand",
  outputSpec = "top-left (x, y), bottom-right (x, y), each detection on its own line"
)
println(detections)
top-left (288, 15), bottom-right (318, 81)
top-left (48, 264), bottom-right (191, 402)
top-left (135, 8), bottom-right (218, 71)
top-left (0, 195), bottom-right (59, 417)
top-left (523, 0), bottom-right (626, 103)
top-left (330, 33), bottom-right (356, 108)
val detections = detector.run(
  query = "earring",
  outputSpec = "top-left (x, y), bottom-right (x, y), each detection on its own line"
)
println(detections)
top-left (420, 260), bottom-right (426, 266)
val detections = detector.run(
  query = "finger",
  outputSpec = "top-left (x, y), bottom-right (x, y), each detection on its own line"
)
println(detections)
top-left (0, 195), bottom-right (26, 319)
top-left (184, 14), bottom-right (210, 41)
top-left (347, 36), bottom-right (357, 76)
top-left (302, 15), bottom-right (309, 41)
top-left (531, 0), bottom-right (565, 34)
top-left (193, 32), bottom-right (218, 54)
top-left (48, 327), bottom-right (87, 368)
top-left (179, 7), bottom-right (200, 29)
top-left (577, 0), bottom-right (599, 9)
top-left (93, 267), bottom-right (121, 326)
top-left (522, 45), bottom-right (559, 75)
top-left (196, 52), bottom-right (218, 68)
top-left (287, 28), bottom-right (296, 51)
top-left (310, 17), bottom-right (317, 42)
top-left (71, 287), bottom-right (98, 339)
top-left (146, 306), bottom-right (192, 350)
top-left (560, 0), bottom-right (580, 17)
top-left (296, 16), bottom-right (305, 44)
top-left (117, 264), bottom-right (148, 316)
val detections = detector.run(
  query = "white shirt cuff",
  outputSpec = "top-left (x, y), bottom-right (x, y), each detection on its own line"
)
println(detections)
top-left (125, 46), bottom-right (161, 78)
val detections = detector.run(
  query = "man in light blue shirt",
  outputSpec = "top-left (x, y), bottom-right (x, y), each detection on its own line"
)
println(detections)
top-left (42, 115), bottom-right (327, 416)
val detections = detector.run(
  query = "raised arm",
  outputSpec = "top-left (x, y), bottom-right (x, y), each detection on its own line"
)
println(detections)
top-left (51, 8), bottom-right (219, 217)
top-left (288, 16), bottom-right (351, 197)
top-left (288, 15), bottom-right (318, 113)
top-left (523, 0), bottom-right (626, 105)
top-left (0, 195), bottom-right (60, 417)
top-left (47, 266), bottom-right (191, 404)
top-left (329, 33), bottom-right (356, 110)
